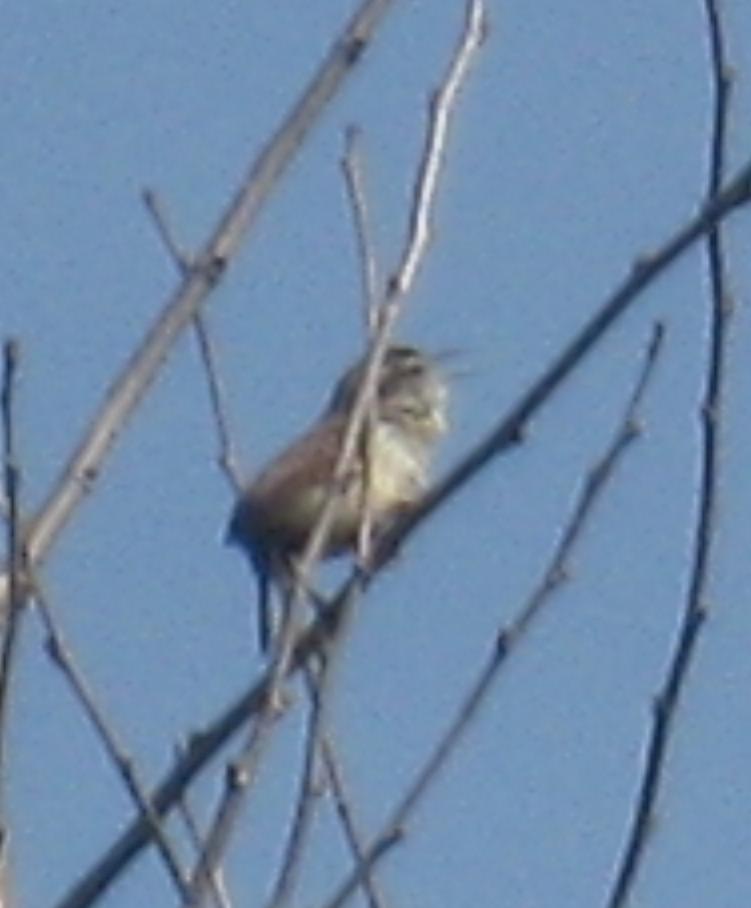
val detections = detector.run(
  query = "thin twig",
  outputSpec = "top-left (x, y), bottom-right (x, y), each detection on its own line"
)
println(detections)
top-left (0, 828), bottom-right (11, 908)
top-left (264, 663), bottom-right (330, 908)
top-left (266, 650), bottom-right (386, 908)
top-left (318, 732), bottom-right (388, 908)
top-left (174, 748), bottom-right (234, 908)
top-left (390, 0), bottom-right (487, 298)
top-left (0, 0), bottom-right (398, 616)
top-left (184, 705), bottom-right (278, 906)
top-left (340, 127), bottom-right (381, 563)
top-left (179, 810), bottom-right (232, 908)
top-left (342, 126), bottom-right (381, 333)
top-left (605, 5), bottom-right (734, 906)
top-left (0, 340), bottom-right (24, 774)
top-left (376, 156), bottom-right (751, 566)
top-left (341, 126), bottom-right (381, 563)
top-left (321, 324), bottom-right (667, 908)
top-left (192, 318), bottom-right (244, 492)
top-left (32, 581), bottom-right (192, 899)
top-left (142, 188), bottom-right (191, 268)
top-left (0, 339), bottom-right (23, 904)
top-left (143, 188), bottom-right (244, 492)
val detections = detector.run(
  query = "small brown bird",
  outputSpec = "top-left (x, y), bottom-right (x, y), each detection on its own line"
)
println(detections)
top-left (227, 345), bottom-right (450, 652)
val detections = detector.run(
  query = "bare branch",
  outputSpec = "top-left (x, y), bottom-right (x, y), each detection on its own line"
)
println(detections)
top-left (605, 4), bottom-right (735, 905)
top-left (0, 338), bottom-right (23, 907)
top-left (341, 126), bottom-right (381, 334)
top-left (264, 665), bottom-right (329, 908)
top-left (0, 340), bottom-right (27, 765)
top-left (389, 0), bottom-right (488, 299)
top-left (184, 708), bottom-right (278, 906)
top-left (341, 127), bottom-right (382, 563)
top-left (142, 188), bottom-right (192, 271)
top-left (192, 318), bottom-right (244, 492)
top-left (376, 156), bottom-right (751, 565)
top-left (143, 188), bottom-right (244, 492)
top-left (33, 582), bottom-right (192, 900)
top-left (320, 737), bottom-right (387, 908)
top-left (266, 660), bottom-right (386, 908)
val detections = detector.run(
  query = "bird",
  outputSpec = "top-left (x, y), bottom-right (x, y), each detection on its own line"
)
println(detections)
top-left (226, 344), bottom-right (450, 653)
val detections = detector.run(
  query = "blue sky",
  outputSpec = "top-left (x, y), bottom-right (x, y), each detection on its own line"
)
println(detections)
top-left (3, 2), bottom-right (751, 906)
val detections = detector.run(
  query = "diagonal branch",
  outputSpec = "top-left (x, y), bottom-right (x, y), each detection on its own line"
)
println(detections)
top-left (376, 157), bottom-right (751, 562)
top-left (33, 582), bottom-right (192, 900)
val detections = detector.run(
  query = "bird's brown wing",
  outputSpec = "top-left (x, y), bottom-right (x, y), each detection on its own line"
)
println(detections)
top-left (249, 415), bottom-right (356, 498)
top-left (235, 415), bottom-right (364, 548)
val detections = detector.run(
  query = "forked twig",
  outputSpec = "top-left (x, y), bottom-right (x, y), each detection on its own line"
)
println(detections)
top-left (342, 126), bottom-right (380, 334)
top-left (143, 188), bottom-right (243, 492)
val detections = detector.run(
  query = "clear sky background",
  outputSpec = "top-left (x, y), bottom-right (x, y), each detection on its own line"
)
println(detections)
top-left (2, 1), bottom-right (751, 906)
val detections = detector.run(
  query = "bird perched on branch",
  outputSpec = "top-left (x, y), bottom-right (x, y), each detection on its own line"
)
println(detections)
top-left (227, 344), bottom-right (450, 653)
